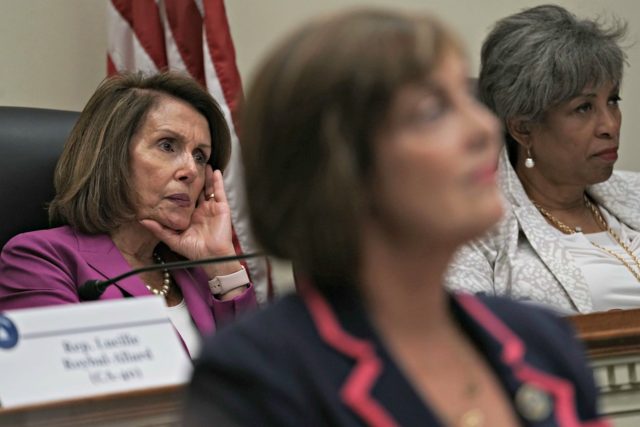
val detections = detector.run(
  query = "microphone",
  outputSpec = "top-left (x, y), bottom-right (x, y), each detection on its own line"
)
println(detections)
top-left (78, 253), bottom-right (262, 301)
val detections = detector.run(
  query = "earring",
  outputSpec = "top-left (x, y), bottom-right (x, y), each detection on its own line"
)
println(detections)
top-left (525, 147), bottom-right (535, 169)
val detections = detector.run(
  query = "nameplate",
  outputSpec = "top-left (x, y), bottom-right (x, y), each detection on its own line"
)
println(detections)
top-left (0, 297), bottom-right (192, 408)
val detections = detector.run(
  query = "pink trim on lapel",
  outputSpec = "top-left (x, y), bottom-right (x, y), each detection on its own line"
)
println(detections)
top-left (172, 267), bottom-right (214, 335)
top-left (300, 284), bottom-right (398, 427)
top-left (455, 293), bottom-right (611, 427)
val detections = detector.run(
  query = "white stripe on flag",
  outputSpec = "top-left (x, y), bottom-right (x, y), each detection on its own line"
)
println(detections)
top-left (192, 0), bottom-right (204, 17)
top-left (107, 0), bottom-right (158, 74)
top-left (202, 37), bottom-right (271, 303)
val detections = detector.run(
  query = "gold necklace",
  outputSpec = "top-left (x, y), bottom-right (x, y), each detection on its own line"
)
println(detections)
top-left (531, 200), bottom-right (583, 234)
top-left (584, 199), bottom-right (640, 282)
top-left (533, 196), bottom-right (640, 282)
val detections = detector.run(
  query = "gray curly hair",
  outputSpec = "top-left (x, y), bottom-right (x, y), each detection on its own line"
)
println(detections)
top-left (478, 4), bottom-right (627, 164)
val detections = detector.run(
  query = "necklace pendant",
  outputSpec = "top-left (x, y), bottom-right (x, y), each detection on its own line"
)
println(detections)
top-left (460, 408), bottom-right (484, 427)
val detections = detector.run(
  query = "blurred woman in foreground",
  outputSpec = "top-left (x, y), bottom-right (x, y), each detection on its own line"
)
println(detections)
top-left (186, 9), bottom-right (606, 426)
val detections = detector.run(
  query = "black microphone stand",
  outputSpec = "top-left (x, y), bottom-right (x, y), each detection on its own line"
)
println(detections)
top-left (78, 253), bottom-right (262, 301)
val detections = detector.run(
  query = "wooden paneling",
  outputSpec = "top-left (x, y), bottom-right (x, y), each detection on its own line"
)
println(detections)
top-left (0, 385), bottom-right (185, 427)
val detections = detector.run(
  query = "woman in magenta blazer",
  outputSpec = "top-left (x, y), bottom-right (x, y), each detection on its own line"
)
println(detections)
top-left (0, 72), bottom-right (256, 357)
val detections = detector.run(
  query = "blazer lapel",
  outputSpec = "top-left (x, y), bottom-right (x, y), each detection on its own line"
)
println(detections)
top-left (514, 207), bottom-right (593, 312)
top-left (76, 231), bottom-right (150, 299)
top-left (590, 172), bottom-right (640, 231)
top-left (454, 293), bottom-right (599, 427)
top-left (300, 283), bottom-right (403, 427)
top-left (499, 149), bottom-right (593, 313)
top-left (76, 232), bottom-right (215, 334)
top-left (172, 268), bottom-right (214, 335)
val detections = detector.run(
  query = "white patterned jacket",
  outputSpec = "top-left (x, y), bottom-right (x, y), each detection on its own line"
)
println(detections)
top-left (445, 147), bottom-right (640, 314)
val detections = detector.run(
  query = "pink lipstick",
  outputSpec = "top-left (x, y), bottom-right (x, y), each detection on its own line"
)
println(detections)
top-left (167, 193), bottom-right (191, 207)
top-left (595, 148), bottom-right (618, 162)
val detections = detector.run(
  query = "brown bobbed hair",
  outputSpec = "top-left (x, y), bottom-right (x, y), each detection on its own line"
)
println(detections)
top-left (49, 71), bottom-right (231, 234)
top-left (241, 9), bottom-right (461, 291)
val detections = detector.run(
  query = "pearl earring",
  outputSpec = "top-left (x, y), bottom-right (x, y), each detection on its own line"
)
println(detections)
top-left (525, 148), bottom-right (535, 169)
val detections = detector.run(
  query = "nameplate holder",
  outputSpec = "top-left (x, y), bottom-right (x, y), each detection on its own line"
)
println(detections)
top-left (0, 296), bottom-right (192, 408)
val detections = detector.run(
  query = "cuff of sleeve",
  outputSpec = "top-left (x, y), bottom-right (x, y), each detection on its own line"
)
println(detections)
top-left (208, 267), bottom-right (250, 296)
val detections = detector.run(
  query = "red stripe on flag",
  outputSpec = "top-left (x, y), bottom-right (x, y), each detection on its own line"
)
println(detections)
top-left (111, 0), bottom-right (168, 71)
top-left (201, 0), bottom-right (270, 295)
top-left (165, 0), bottom-right (206, 86)
top-left (202, 0), bottom-right (244, 127)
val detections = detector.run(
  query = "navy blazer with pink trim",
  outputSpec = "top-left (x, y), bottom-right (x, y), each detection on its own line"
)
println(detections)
top-left (186, 287), bottom-right (607, 427)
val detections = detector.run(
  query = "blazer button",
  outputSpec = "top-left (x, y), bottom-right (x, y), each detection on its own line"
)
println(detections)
top-left (515, 383), bottom-right (553, 422)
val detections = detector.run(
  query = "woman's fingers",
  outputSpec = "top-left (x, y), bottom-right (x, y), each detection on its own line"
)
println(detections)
top-left (211, 169), bottom-right (228, 204)
top-left (198, 166), bottom-right (215, 205)
top-left (204, 165), bottom-right (216, 201)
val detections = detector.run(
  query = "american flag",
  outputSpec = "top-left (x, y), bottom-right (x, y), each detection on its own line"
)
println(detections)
top-left (107, 0), bottom-right (272, 303)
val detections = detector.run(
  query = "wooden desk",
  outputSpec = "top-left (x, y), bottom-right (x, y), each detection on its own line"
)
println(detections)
top-left (570, 309), bottom-right (640, 427)
top-left (0, 384), bottom-right (185, 427)
top-left (5, 309), bottom-right (640, 426)
top-left (570, 308), bottom-right (640, 358)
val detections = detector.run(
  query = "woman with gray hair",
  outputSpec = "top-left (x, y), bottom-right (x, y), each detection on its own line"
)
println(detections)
top-left (446, 4), bottom-right (637, 314)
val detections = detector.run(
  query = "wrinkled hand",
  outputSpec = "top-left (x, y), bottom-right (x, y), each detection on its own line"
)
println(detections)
top-left (140, 166), bottom-right (240, 276)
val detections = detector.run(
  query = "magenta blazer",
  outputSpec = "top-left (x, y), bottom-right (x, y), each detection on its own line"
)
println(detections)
top-left (0, 226), bottom-right (257, 336)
